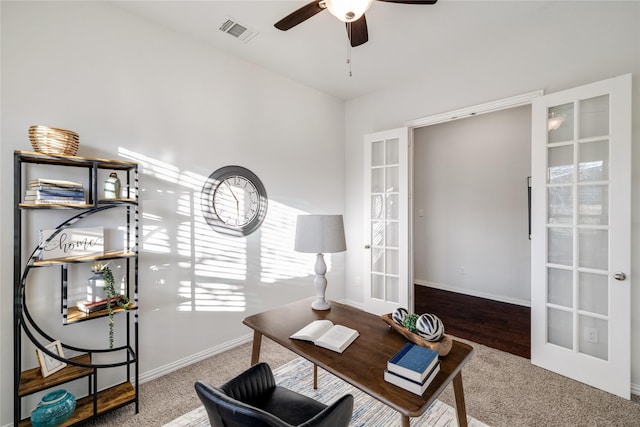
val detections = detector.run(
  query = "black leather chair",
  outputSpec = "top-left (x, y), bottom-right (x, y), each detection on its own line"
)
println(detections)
top-left (194, 362), bottom-right (353, 427)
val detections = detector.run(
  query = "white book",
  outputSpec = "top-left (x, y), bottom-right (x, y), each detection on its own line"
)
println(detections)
top-left (29, 178), bottom-right (83, 188)
top-left (290, 320), bottom-right (359, 353)
top-left (384, 363), bottom-right (441, 396)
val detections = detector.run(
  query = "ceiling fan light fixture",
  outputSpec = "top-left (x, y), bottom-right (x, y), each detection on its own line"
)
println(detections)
top-left (325, 0), bottom-right (374, 22)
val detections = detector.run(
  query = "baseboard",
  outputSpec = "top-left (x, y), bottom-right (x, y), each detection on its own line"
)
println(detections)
top-left (138, 298), bottom-right (358, 385)
top-left (415, 280), bottom-right (531, 308)
top-left (138, 333), bottom-right (253, 384)
top-left (341, 298), bottom-right (364, 310)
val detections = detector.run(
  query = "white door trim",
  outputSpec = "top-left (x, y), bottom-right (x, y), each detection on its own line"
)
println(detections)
top-left (404, 90), bottom-right (543, 129)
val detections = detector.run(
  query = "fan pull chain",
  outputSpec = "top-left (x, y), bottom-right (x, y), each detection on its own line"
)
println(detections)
top-left (346, 22), bottom-right (353, 77)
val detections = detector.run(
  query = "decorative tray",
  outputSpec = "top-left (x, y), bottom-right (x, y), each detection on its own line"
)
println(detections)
top-left (381, 313), bottom-right (452, 356)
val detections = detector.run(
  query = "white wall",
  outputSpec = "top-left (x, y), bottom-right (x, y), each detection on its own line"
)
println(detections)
top-left (343, 1), bottom-right (640, 388)
top-left (0, 2), bottom-right (345, 423)
top-left (413, 106), bottom-right (532, 305)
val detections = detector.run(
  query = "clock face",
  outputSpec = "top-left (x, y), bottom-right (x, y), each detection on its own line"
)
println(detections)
top-left (202, 166), bottom-right (267, 236)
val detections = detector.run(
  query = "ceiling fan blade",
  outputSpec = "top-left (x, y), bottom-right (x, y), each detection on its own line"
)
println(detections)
top-left (347, 15), bottom-right (368, 47)
top-left (376, 0), bottom-right (438, 4)
top-left (274, 1), bottom-right (326, 31)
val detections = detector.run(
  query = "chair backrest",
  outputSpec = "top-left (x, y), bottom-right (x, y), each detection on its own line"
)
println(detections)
top-left (195, 380), bottom-right (290, 427)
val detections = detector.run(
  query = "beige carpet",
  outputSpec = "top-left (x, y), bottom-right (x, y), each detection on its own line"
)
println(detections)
top-left (87, 337), bottom-right (640, 426)
top-left (164, 356), bottom-right (489, 426)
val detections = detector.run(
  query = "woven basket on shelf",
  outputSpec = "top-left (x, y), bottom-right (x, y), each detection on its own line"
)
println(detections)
top-left (29, 125), bottom-right (79, 156)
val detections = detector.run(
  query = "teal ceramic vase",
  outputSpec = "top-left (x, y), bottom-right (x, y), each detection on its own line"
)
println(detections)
top-left (31, 389), bottom-right (76, 427)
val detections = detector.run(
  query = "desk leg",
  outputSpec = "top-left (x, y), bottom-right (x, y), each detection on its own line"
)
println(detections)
top-left (401, 415), bottom-right (410, 427)
top-left (313, 364), bottom-right (318, 389)
top-left (250, 331), bottom-right (262, 366)
top-left (452, 372), bottom-right (468, 427)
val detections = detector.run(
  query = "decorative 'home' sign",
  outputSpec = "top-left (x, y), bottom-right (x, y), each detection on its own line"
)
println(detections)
top-left (39, 227), bottom-right (104, 260)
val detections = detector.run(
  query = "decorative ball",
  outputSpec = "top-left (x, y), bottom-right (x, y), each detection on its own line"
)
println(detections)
top-left (392, 307), bottom-right (408, 325)
top-left (416, 313), bottom-right (445, 342)
top-left (402, 313), bottom-right (419, 333)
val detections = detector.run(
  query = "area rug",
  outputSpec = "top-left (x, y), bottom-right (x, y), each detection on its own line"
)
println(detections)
top-left (164, 357), bottom-right (488, 427)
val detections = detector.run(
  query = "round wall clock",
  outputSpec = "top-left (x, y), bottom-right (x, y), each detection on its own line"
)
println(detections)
top-left (201, 165), bottom-right (268, 237)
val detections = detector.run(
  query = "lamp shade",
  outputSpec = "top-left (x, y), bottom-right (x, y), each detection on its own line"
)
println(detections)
top-left (294, 215), bottom-right (347, 254)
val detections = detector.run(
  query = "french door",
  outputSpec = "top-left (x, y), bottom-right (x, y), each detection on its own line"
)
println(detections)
top-left (363, 128), bottom-right (411, 315)
top-left (531, 74), bottom-right (632, 398)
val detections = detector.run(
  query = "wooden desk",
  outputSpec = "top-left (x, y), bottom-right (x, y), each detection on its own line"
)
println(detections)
top-left (243, 298), bottom-right (474, 427)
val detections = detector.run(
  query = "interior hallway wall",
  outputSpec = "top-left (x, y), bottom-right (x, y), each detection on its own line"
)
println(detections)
top-left (413, 105), bottom-right (532, 306)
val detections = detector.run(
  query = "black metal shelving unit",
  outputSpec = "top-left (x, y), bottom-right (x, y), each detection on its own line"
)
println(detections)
top-left (13, 150), bottom-right (139, 426)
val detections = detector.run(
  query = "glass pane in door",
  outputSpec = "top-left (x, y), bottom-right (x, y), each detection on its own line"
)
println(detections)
top-left (548, 145), bottom-right (573, 184)
top-left (578, 185), bottom-right (608, 225)
top-left (386, 276), bottom-right (399, 304)
top-left (578, 229), bottom-right (608, 270)
top-left (548, 228), bottom-right (572, 265)
top-left (579, 95), bottom-right (609, 138)
top-left (579, 140), bottom-right (609, 182)
top-left (372, 140), bottom-right (384, 166)
top-left (548, 308), bottom-right (572, 349)
top-left (578, 272), bottom-right (608, 315)
top-left (579, 315), bottom-right (608, 360)
top-left (371, 169), bottom-right (384, 193)
top-left (548, 186), bottom-right (573, 224)
top-left (371, 274), bottom-right (384, 299)
top-left (548, 103), bottom-right (574, 143)
top-left (547, 268), bottom-right (572, 307)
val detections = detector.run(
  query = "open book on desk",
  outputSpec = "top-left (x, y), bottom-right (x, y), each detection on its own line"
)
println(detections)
top-left (290, 320), bottom-right (359, 353)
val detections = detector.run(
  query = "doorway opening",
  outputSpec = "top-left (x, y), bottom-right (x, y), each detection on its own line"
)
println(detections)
top-left (406, 93), bottom-right (539, 358)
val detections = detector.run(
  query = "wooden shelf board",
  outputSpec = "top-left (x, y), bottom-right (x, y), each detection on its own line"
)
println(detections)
top-left (18, 382), bottom-right (136, 427)
top-left (20, 199), bottom-right (137, 209)
top-left (66, 303), bottom-right (137, 324)
top-left (19, 202), bottom-right (93, 209)
top-left (19, 354), bottom-right (93, 397)
top-left (32, 249), bottom-right (136, 267)
top-left (98, 198), bottom-right (137, 204)
top-left (15, 150), bottom-right (138, 169)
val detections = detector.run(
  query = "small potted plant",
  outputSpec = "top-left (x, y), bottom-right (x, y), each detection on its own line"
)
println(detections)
top-left (91, 262), bottom-right (130, 348)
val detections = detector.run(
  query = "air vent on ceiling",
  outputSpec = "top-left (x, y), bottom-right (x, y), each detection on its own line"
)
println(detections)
top-left (219, 17), bottom-right (258, 44)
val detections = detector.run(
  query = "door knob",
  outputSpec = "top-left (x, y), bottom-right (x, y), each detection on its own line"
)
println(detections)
top-left (364, 244), bottom-right (371, 249)
top-left (612, 271), bottom-right (626, 281)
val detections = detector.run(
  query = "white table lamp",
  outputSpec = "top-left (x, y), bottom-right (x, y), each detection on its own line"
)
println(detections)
top-left (294, 215), bottom-right (347, 310)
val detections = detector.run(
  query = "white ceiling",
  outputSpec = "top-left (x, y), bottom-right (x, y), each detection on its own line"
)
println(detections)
top-left (111, 1), bottom-right (561, 101)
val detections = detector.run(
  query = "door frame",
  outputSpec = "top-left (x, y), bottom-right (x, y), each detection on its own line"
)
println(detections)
top-left (403, 90), bottom-right (543, 303)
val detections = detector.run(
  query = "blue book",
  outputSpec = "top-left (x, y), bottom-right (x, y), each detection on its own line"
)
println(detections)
top-left (387, 343), bottom-right (439, 383)
top-left (26, 189), bottom-right (84, 197)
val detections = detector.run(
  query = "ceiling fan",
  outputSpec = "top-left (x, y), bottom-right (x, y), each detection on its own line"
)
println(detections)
top-left (274, 0), bottom-right (438, 47)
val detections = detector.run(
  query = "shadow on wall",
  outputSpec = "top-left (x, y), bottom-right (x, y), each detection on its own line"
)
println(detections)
top-left (118, 147), bottom-right (332, 313)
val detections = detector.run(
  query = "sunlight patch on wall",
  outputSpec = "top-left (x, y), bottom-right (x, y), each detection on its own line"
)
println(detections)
top-left (260, 201), bottom-right (333, 284)
top-left (119, 147), bottom-right (334, 312)
top-left (177, 281), bottom-right (245, 312)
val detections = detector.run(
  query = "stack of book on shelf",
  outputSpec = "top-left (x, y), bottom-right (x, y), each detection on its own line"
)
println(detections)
top-left (76, 296), bottom-right (127, 314)
top-left (25, 179), bottom-right (85, 204)
top-left (384, 342), bottom-right (440, 396)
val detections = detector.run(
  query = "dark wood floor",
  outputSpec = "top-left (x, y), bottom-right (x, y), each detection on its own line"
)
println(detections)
top-left (414, 285), bottom-right (531, 359)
